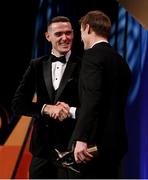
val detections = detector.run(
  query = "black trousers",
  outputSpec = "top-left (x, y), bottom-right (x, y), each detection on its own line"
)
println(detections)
top-left (29, 156), bottom-right (80, 179)
top-left (29, 156), bottom-right (56, 179)
top-left (68, 157), bottom-right (121, 179)
top-left (29, 156), bottom-right (121, 179)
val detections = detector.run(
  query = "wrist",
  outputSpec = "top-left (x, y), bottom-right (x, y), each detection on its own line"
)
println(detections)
top-left (41, 104), bottom-right (50, 115)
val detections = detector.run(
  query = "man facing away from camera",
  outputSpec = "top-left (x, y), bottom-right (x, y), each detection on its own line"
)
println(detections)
top-left (68, 10), bottom-right (132, 179)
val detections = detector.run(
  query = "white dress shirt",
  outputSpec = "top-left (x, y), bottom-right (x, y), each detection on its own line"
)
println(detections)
top-left (51, 52), bottom-right (69, 90)
top-left (41, 50), bottom-right (76, 119)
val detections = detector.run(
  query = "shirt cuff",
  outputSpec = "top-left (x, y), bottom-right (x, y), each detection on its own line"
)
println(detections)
top-left (41, 104), bottom-right (47, 115)
top-left (69, 107), bottom-right (76, 119)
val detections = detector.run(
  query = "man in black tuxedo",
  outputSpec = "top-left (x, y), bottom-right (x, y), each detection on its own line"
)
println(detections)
top-left (11, 16), bottom-right (81, 178)
top-left (68, 10), bottom-right (132, 178)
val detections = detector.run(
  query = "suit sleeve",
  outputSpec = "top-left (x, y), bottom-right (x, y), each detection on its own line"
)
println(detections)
top-left (11, 60), bottom-right (42, 117)
top-left (72, 53), bottom-right (104, 143)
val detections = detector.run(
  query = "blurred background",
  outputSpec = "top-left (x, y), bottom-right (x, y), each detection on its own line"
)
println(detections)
top-left (0, 0), bottom-right (148, 178)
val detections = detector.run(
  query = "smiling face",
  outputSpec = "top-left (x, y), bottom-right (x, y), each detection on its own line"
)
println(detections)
top-left (45, 22), bottom-right (74, 55)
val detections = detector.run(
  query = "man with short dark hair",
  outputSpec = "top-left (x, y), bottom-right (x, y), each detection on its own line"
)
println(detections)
top-left (69, 10), bottom-right (132, 178)
top-left (12, 16), bottom-right (81, 178)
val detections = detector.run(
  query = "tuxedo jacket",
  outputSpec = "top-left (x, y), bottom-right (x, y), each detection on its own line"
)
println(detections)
top-left (70, 42), bottom-right (132, 160)
top-left (12, 53), bottom-right (81, 158)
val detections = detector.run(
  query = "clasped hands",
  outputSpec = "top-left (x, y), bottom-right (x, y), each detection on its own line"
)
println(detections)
top-left (43, 101), bottom-right (70, 121)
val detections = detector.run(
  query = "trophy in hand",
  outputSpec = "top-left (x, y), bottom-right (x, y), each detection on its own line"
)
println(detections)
top-left (54, 145), bottom-right (98, 173)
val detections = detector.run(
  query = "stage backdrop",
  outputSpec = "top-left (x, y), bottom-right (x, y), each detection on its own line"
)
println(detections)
top-left (110, 4), bottom-right (148, 178)
top-left (31, 0), bottom-right (148, 178)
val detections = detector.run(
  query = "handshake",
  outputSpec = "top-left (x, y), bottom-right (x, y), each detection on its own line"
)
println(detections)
top-left (43, 101), bottom-right (71, 121)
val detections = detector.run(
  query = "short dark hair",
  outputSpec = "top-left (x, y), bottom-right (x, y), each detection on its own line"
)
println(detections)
top-left (79, 10), bottom-right (111, 39)
top-left (47, 16), bottom-right (71, 30)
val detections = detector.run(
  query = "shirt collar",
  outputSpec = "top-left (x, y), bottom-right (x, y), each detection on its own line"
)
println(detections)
top-left (51, 50), bottom-right (71, 63)
top-left (91, 40), bottom-right (108, 48)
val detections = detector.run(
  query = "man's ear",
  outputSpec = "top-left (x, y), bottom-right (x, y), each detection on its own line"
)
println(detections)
top-left (45, 32), bottom-right (50, 41)
top-left (86, 24), bottom-right (91, 34)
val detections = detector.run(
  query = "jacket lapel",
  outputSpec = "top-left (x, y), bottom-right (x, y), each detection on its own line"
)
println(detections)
top-left (43, 56), bottom-right (54, 102)
top-left (54, 59), bottom-right (76, 103)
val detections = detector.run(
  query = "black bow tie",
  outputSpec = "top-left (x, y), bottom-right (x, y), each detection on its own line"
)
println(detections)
top-left (51, 55), bottom-right (66, 64)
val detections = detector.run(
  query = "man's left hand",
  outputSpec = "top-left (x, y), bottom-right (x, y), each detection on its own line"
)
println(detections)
top-left (74, 141), bottom-right (93, 163)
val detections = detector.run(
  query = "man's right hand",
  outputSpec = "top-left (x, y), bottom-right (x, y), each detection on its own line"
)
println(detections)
top-left (43, 103), bottom-right (70, 121)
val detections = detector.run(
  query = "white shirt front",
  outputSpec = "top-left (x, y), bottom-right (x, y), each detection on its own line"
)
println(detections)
top-left (52, 61), bottom-right (66, 90)
top-left (51, 51), bottom-right (70, 90)
top-left (51, 50), bottom-right (76, 119)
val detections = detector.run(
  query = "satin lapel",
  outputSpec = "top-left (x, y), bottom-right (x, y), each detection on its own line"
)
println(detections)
top-left (54, 60), bottom-right (76, 103)
top-left (43, 56), bottom-right (54, 102)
